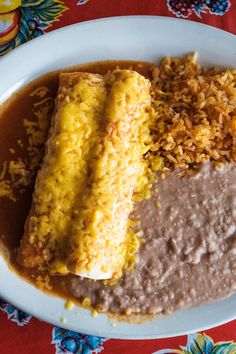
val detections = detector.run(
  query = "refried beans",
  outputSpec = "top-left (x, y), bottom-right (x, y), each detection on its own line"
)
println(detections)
top-left (71, 162), bottom-right (236, 314)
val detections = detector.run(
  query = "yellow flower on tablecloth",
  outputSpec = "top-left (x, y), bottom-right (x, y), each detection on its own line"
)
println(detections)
top-left (0, 0), bottom-right (21, 14)
top-left (0, 0), bottom-right (68, 56)
top-left (0, 10), bottom-right (20, 46)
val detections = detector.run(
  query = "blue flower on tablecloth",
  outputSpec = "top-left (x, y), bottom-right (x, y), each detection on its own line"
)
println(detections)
top-left (52, 327), bottom-right (107, 354)
top-left (167, 0), bottom-right (231, 18)
top-left (152, 333), bottom-right (236, 353)
top-left (0, 300), bottom-right (32, 326)
top-left (77, 0), bottom-right (90, 5)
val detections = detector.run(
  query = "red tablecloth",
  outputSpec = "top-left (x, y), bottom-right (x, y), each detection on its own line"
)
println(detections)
top-left (1, 1), bottom-right (236, 353)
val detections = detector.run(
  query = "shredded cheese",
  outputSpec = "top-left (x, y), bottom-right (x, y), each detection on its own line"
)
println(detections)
top-left (0, 93), bottom-right (51, 201)
top-left (67, 70), bottom-right (153, 280)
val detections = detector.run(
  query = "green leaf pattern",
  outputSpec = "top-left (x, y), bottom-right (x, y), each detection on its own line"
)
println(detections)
top-left (153, 333), bottom-right (236, 354)
top-left (21, 0), bottom-right (68, 29)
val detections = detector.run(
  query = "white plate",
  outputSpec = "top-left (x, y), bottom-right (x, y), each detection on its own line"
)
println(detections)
top-left (1, 16), bottom-right (236, 339)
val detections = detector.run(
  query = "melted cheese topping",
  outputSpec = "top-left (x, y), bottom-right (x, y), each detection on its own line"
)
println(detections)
top-left (67, 70), bottom-right (152, 279)
top-left (19, 73), bottom-right (107, 269)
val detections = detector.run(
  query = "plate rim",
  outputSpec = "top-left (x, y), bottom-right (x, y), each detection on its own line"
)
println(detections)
top-left (1, 256), bottom-right (236, 340)
top-left (2, 15), bottom-right (236, 63)
top-left (1, 15), bottom-right (236, 339)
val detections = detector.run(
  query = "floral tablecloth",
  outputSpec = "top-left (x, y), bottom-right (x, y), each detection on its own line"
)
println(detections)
top-left (1, 1), bottom-right (236, 353)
